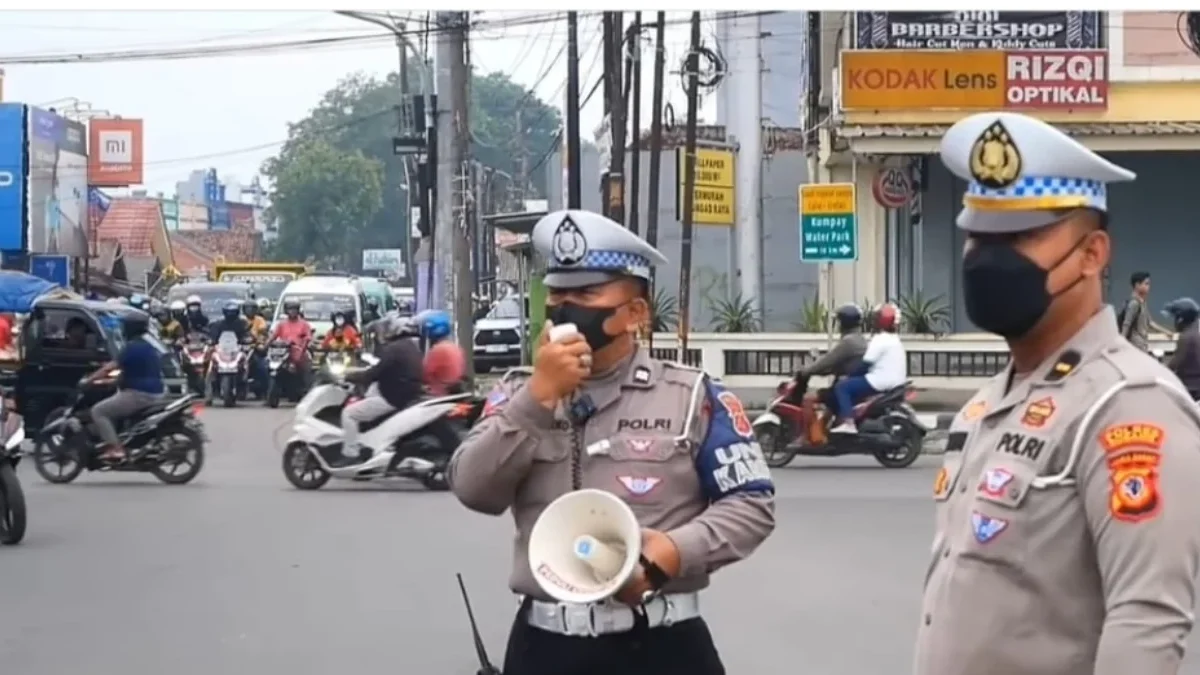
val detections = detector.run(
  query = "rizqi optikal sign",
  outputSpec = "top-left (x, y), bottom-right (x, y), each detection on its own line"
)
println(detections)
top-left (1005, 51), bottom-right (1107, 108)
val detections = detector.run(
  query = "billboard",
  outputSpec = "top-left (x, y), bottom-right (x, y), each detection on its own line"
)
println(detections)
top-left (204, 168), bottom-right (220, 205)
top-left (853, 12), bottom-right (1103, 50)
top-left (28, 107), bottom-right (88, 257)
top-left (161, 198), bottom-right (179, 230)
top-left (227, 201), bottom-right (254, 230)
top-left (87, 118), bottom-right (143, 186)
top-left (0, 104), bottom-right (25, 252)
top-left (363, 248), bottom-right (405, 275)
top-left (840, 49), bottom-right (1108, 111)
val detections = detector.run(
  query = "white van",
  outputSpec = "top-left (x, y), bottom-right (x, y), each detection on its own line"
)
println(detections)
top-left (272, 275), bottom-right (368, 340)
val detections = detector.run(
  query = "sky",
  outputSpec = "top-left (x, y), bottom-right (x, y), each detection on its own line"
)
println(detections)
top-left (0, 10), bottom-right (714, 197)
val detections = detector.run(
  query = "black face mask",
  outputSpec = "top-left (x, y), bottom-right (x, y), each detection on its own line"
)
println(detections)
top-left (962, 235), bottom-right (1088, 340)
top-left (546, 302), bottom-right (621, 351)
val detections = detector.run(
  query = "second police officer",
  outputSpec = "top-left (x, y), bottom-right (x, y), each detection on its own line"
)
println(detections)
top-left (449, 209), bottom-right (776, 675)
top-left (916, 111), bottom-right (1200, 675)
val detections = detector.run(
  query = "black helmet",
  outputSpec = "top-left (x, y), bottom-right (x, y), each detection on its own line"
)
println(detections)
top-left (834, 303), bottom-right (863, 334)
top-left (242, 299), bottom-right (258, 316)
top-left (122, 312), bottom-right (151, 340)
top-left (1163, 297), bottom-right (1200, 330)
top-left (283, 299), bottom-right (301, 316)
top-left (221, 300), bottom-right (240, 322)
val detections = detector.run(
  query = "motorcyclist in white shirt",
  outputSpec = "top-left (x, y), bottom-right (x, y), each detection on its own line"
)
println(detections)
top-left (829, 303), bottom-right (907, 434)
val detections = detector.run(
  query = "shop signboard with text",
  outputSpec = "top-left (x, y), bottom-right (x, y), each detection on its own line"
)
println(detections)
top-left (87, 118), bottom-right (143, 187)
top-left (854, 12), bottom-right (1103, 50)
top-left (0, 104), bottom-right (25, 252)
top-left (840, 49), bottom-right (1109, 112)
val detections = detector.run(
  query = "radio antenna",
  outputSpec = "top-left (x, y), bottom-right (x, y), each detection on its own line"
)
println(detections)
top-left (456, 573), bottom-right (500, 675)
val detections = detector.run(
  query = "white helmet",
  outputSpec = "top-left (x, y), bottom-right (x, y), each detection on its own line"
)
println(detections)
top-left (169, 300), bottom-right (186, 311)
top-left (257, 297), bottom-right (270, 309)
top-left (185, 294), bottom-right (202, 306)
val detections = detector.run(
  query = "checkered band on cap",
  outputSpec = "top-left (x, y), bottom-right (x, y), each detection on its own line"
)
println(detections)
top-left (965, 175), bottom-right (1107, 212)
top-left (553, 249), bottom-right (650, 272)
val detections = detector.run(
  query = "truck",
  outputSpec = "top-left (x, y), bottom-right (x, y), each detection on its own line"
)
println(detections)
top-left (210, 262), bottom-right (310, 304)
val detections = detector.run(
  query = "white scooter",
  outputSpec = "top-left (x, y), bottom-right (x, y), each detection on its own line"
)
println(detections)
top-left (281, 357), bottom-right (483, 491)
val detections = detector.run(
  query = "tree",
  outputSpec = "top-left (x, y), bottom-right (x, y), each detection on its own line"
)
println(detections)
top-left (264, 67), bottom-right (561, 265)
top-left (269, 139), bottom-right (384, 268)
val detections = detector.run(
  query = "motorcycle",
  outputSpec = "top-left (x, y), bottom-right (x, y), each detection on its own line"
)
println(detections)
top-left (0, 406), bottom-right (27, 545)
top-left (265, 339), bottom-right (306, 408)
top-left (316, 348), bottom-right (357, 382)
top-left (752, 376), bottom-right (926, 469)
top-left (206, 331), bottom-right (250, 408)
top-left (180, 333), bottom-right (210, 396)
top-left (32, 379), bottom-right (207, 485)
top-left (282, 381), bottom-right (484, 491)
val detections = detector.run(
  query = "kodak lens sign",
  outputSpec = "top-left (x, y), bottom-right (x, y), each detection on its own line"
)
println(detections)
top-left (840, 49), bottom-right (1108, 111)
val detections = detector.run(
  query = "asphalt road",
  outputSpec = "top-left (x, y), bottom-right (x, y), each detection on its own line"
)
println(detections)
top-left (4, 407), bottom-right (1200, 674)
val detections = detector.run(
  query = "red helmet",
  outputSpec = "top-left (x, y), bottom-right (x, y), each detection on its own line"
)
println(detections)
top-left (875, 302), bottom-right (899, 332)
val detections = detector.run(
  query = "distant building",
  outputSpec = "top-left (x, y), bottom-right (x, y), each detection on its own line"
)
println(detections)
top-left (173, 168), bottom-right (273, 241)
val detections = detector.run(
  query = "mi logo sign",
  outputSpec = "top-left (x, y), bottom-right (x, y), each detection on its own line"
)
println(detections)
top-left (98, 130), bottom-right (132, 164)
top-left (88, 118), bottom-right (143, 187)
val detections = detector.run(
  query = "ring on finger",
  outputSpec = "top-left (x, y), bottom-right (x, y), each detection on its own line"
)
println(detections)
top-left (579, 354), bottom-right (593, 369)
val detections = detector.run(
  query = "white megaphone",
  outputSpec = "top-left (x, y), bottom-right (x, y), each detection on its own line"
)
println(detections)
top-left (528, 488), bottom-right (643, 604)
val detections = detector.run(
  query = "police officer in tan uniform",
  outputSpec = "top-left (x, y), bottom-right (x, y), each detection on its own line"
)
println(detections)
top-left (916, 112), bottom-right (1200, 675)
top-left (449, 209), bottom-right (776, 675)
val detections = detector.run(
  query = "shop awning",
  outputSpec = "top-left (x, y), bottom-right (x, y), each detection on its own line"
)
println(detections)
top-left (840, 121), bottom-right (1200, 154)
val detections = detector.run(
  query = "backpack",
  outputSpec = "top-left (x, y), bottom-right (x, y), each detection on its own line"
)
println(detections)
top-left (1116, 300), bottom-right (1141, 339)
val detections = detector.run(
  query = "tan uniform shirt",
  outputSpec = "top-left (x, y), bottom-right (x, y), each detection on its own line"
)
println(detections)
top-left (448, 347), bottom-right (777, 600)
top-left (915, 306), bottom-right (1200, 675)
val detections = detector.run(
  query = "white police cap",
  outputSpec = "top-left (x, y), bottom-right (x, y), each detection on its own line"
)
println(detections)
top-left (939, 112), bottom-right (1135, 234)
top-left (532, 209), bottom-right (669, 289)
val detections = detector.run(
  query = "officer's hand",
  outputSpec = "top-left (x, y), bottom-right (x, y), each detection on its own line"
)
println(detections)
top-left (615, 529), bottom-right (681, 606)
top-left (528, 320), bottom-right (592, 407)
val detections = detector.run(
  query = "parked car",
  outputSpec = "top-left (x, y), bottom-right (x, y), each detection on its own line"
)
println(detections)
top-left (472, 294), bottom-right (527, 373)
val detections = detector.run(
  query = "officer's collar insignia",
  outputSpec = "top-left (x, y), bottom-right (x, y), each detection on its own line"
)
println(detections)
top-left (969, 120), bottom-right (1022, 189)
top-left (551, 215), bottom-right (588, 266)
top-left (971, 511), bottom-right (1009, 544)
top-left (618, 476), bottom-right (662, 496)
top-left (633, 366), bottom-right (651, 384)
top-left (1043, 350), bottom-right (1082, 382)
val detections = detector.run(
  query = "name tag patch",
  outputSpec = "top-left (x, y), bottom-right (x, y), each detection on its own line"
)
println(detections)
top-left (971, 511), bottom-right (1009, 544)
top-left (994, 432), bottom-right (1046, 461)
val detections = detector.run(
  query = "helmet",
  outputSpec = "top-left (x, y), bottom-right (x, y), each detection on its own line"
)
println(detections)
top-left (1163, 297), bottom-right (1200, 330)
top-left (383, 315), bottom-right (419, 341)
top-left (186, 294), bottom-right (202, 309)
top-left (257, 297), bottom-right (271, 310)
top-left (221, 300), bottom-right (240, 321)
top-left (834, 303), bottom-right (863, 334)
top-left (283, 299), bottom-right (301, 315)
top-left (169, 300), bottom-right (186, 312)
top-left (242, 298), bottom-right (258, 315)
top-left (873, 302), bottom-right (900, 332)
top-left (414, 309), bottom-right (452, 342)
top-left (122, 312), bottom-right (151, 340)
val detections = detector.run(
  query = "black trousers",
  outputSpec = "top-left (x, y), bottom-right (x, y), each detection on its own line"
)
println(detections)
top-left (501, 604), bottom-right (726, 675)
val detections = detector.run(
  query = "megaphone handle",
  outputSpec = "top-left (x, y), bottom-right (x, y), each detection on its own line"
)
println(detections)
top-left (639, 554), bottom-right (671, 592)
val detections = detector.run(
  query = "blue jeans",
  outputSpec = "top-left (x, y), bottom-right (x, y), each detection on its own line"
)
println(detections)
top-left (833, 375), bottom-right (878, 422)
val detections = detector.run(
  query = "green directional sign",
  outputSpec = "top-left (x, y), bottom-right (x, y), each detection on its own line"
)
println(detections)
top-left (799, 183), bottom-right (858, 262)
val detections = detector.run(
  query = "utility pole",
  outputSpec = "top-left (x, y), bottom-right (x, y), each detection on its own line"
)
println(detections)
top-left (676, 12), bottom-right (702, 363)
top-left (565, 12), bottom-right (582, 209)
top-left (626, 12), bottom-right (643, 236)
top-left (515, 107), bottom-right (528, 208)
top-left (435, 11), bottom-right (474, 375)
top-left (644, 11), bottom-right (667, 350)
top-left (601, 12), bottom-right (626, 224)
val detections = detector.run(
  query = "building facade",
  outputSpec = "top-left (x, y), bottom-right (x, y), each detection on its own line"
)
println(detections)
top-left (811, 10), bottom-right (1200, 330)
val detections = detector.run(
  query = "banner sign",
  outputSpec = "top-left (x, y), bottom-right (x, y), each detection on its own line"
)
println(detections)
top-left (88, 118), bottom-right (144, 187)
top-left (362, 248), bottom-right (405, 274)
top-left (840, 49), bottom-right (1108, 111)
top-left (674, 147), bottom-right (736, 226)
top-left (854, 12), bottom-right (1103, 50)
top-left (28, 107), bottom-right (88, 257)
top-left (0, 104), bottom-right (25, 252)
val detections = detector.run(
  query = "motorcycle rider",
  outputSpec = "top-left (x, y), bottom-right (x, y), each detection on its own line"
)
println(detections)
top-left (183, 294), bottom-right (209, 333)
top-left (161, 300), bottom-right (187, 342)
top-left (417, 310), bottom-right (464, 394)
top-left (241, 299), bottom-right (270, 395)
top-left (86, 312), bottom-right (164, 462)
top-left (784, 303), bottom-right (868, 406)
top-left (208, 300), bottom-right (252, 343)
top-left (830, 302), bottom-right (908, 434)
top-left (269, 299), bottom-right (314, 388)
top-left (243, 299), bottom-right (270, 339)
top-left (1164, 297), bottom-right (1200, 400)
top-left (320, 311), bottom-right (363, 352)
top-left (335, 313), bottom-right (442, 468)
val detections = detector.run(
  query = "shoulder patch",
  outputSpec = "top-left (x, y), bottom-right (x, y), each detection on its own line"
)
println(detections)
top-left (1099, 422), bottom-right (1165, 454)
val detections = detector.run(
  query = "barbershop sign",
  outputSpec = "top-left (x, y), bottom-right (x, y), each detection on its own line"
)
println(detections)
top-left (854, 12), bottom-right (1103, 50)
